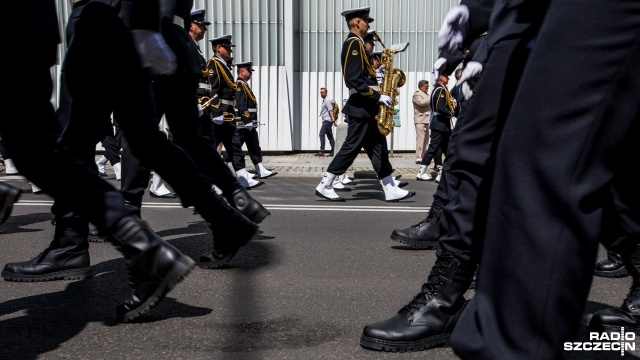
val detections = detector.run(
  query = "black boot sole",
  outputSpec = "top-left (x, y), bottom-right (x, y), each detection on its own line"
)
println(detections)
top-left (594, 267), bottom-right (629, 278)
top-left (360, 333), bottom-right (450, 352)
top-left (1, 267), bottom-right (92, 282)
top-left (199, 247), bottom-right (242, 269)
top-left (116, 255), bottom-right (195, 323)
top-left (389, 233), bottom-right (439, 249)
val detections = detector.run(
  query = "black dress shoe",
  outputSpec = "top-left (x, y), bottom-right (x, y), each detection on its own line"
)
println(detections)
top-left (199, 211), bottom-right (259, 269)
top-left (88, 226), bottom-right (109, 243)
top-left (397, 181), bottom-right (409, 188)
top-left (98, 172), bottom-right (108, 177)
top-left (0, 182), bottom-right (22, 225)
top-left (361, 250), bottom-right (475, 352)
top-left (594, 251), bottom-right (629, 278)
top-left (326, 152), bottom-right (334, 157)
top-left (110, 216), bottom-right (195, 322)
top-left (150, 192), bottom-right (178, 198)
top-left (313, 151), bottom-right (325, 157)
top-left (2, 216), bottom-right (92, 281)
top-left (227, 187), bottom-right (270, 224)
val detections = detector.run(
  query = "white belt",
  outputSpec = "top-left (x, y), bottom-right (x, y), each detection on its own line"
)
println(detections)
top-left (220, 99), bottom-right (234, 106)
top-left (198, 83), bottom-right (210, 90)
top-left (349, 86), bottom-right (379, 95)
top-left (234, 108), bottom-right (258, 113)
top-left (173, 15), bottom-right (184, 28)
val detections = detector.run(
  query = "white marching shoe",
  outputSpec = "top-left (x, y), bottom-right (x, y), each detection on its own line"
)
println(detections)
top-left (237, 168), bottom-right (264, 189)
top-left (394, 178), bottom-right (409, 188)
top-left (380, 175), bottom-right (416, 202)
top-left (30, 182), bottom-right (43, 194)
top-left (4, 158), bottom-right (19, 175)
top-left (112, 162), bottom-right (122, 181)
top-left (149, 171), bottom-right (177, 198)
top-left (315, 172), bottom-right (344, 201)
top-left (96, 156), bottom-right (108, 175)
top-left (340, 173), bottom-right (353, 185)
top-left (416, 165), bottom-right (433, 181)
top-left (257, 163), bottom-right (277, 179)
top-left (332, 175), bottom-right (346, 190)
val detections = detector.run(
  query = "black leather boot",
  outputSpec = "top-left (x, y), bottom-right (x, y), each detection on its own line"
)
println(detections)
top-left (360, 249), bottom-right (476, 352)
top-left (0, 182), bottom-right (22, 225)
top-left (390, 197), bottom-right (444, 249)
top-left (1, 216), bottom-right (92, 281)
top-left (108, 215), bottom-right (195, 323)
top-left (590, 244), bottom-right (640, 334)
top-left (198, 189), bottom-right (259, 269)
top-left (225, 185), bottom-right (270, 224)
top-left (594, 250), bottom-right (629, 278)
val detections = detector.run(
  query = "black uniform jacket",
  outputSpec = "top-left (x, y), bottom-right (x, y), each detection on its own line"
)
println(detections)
top-left (158, 0), bottom-right (201, 75)
top-left (341, 33), bottom-right (381, 120)
top-left (235, 79), bottom-right (257, 126)
top-left (194, 43), bottom-right (209, 97)
top-left (430, 83), bottom-right (455, 133)
top-left (206, 56), bottom-right (237, 120)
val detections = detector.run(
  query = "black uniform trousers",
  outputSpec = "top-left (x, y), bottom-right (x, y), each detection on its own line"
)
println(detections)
top-left (237, 128), bottom-right (263, 166)
top-left (451, 1), bottom-right (640, 358)
top-left (420, 128), bottom-right (449, 167)
top-left (437, 37), bottom-right (532, 264)
top-left (326, 116), bottom-right (392, 179)
top-left (101, 122), bottom-right (122, 166)
top-left (120, 72), bottom-right (237, 207)
top-left (0, 1), bottom-right (134, 232)
top-left (213, 123), bottom-right (247, 171)
top-left (56, 1), bottom-right (215, 223)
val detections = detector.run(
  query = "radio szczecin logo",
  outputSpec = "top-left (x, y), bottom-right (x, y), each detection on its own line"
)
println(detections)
top-left (564, 329), bottom-right (636, 356)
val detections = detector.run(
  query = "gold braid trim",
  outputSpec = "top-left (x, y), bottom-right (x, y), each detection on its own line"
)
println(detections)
top-left (239, 81), bottom-right (256, 102)
top-left (214, 60), bottom-right (237, 90)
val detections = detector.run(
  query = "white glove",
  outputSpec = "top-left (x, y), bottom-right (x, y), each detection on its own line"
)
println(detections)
top-left (437, 5), bottom-right (470, 52)
top-left (213, 115), bottom-right (224, 125)
top-left (433, 57), bottom-right (447, 83)
top-left (458, 61), bottom-right (484, 100)
top-left (197, 104), bottom-right (204, 117)
top-left (450, 117), bottom-right (458, 129)
top-left (131, 29), bottom-right (177, 75)
top-left (378, 95), bottom-right (393, 106)
top-left (244, 121), bottom-right (254, 130)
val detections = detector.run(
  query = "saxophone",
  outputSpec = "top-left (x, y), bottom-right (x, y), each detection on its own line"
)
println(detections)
top-left (373, 33), bottom-right (407, 136)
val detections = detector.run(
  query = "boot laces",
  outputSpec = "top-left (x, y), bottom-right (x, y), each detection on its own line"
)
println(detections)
top-left (403, 255), bottom-right (452, 313)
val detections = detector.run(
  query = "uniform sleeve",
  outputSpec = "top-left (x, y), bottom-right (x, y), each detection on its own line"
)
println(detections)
top-left (206, 59), bottom-right (223, 118)
top-left (343, 39), bottom-right (381, 101)
top-left (235, 83), bottom-right (251, 124)
top-left (439, 0), bottom-right (494, 75)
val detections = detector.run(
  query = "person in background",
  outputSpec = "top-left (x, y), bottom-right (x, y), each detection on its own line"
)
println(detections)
top-left (315, 87), bottom-right (336, 157)
top-left (412, 80), bottom-right (431, 168)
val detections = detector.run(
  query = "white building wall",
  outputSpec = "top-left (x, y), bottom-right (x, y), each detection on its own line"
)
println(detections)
top-left (53, 0), bottom-right (459, 152)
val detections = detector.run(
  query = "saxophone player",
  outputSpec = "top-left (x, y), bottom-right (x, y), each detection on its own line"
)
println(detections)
top-left (314, 6), bottom-right (415, 202)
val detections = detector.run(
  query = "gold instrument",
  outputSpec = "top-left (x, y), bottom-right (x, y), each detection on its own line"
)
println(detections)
top-left (198, 95), bottom-right (215, 110)
top-left (372, 33), bottom-right (408, 136)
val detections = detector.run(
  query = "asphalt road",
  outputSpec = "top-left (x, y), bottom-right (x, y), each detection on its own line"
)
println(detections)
top-left (0, 177), bottom-right (638, 359)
